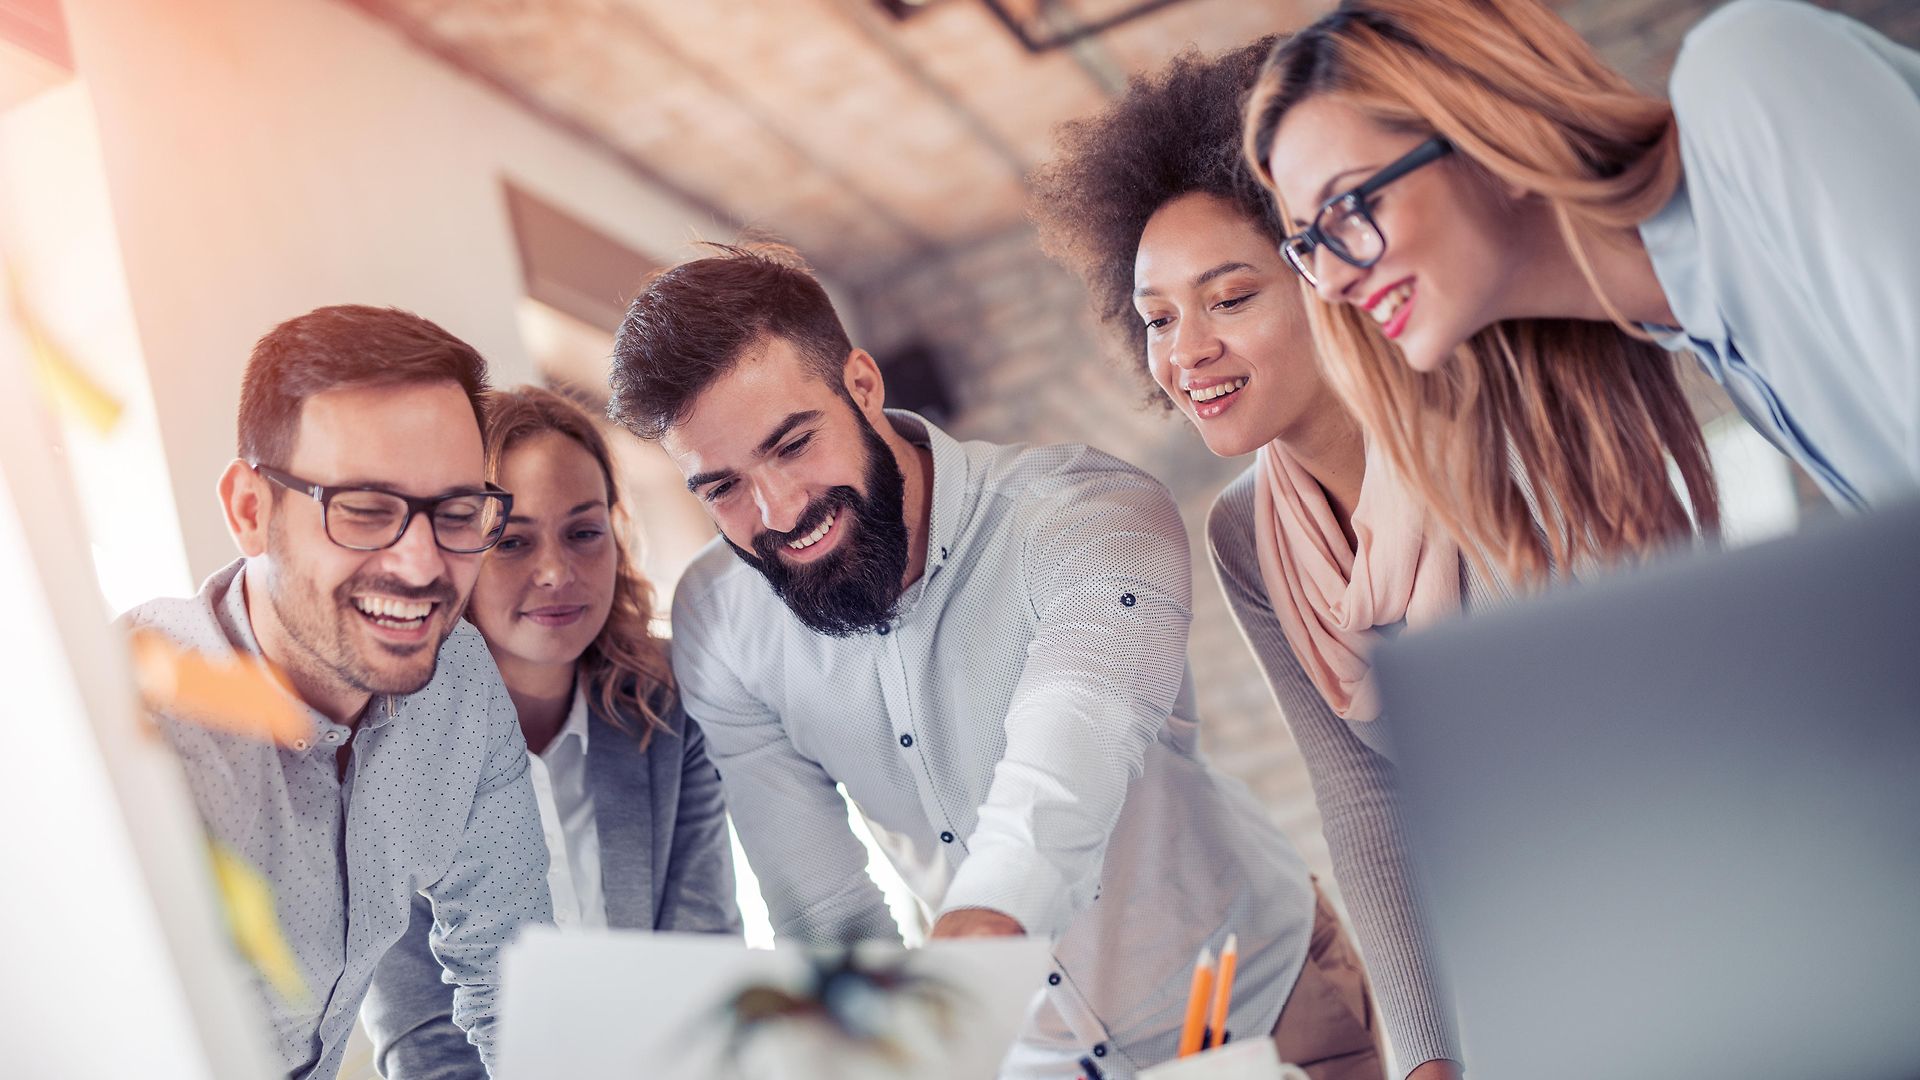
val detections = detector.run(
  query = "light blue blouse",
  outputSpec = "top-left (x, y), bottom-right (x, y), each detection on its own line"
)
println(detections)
top-left (1639, 0), bottom-right (1920, 509)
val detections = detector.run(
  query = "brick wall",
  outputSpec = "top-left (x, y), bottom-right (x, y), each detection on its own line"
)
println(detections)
top-left (852, 0), bottom-right (1920, 878)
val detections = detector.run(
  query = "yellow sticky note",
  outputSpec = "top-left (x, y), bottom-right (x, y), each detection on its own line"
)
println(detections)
top-left (208, 841), bottom-right (308, 1008)
top-left (8, 285), bottom-right (122, 435)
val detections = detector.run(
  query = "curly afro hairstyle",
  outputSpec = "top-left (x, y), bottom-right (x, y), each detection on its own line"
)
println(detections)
top-left (1029, 36), bottom-right (1286, 409)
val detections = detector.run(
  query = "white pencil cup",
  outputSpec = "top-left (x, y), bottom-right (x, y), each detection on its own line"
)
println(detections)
top-left (1136, 1038), bottom-right (1312, 1080)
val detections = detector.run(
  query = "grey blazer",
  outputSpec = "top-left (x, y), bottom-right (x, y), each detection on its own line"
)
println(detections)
top-left (361, 684), bottom-right (742, 1079)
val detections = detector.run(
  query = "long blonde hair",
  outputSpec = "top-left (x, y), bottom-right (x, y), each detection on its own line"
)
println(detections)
top-left (1243, 0), bottom-right (1718, 584)
top-left (484, 385), bottom-right (674, 746)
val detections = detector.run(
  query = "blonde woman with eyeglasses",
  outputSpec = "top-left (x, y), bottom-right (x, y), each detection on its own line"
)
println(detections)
top-left (1244, 0), bottom-right (1920, 584)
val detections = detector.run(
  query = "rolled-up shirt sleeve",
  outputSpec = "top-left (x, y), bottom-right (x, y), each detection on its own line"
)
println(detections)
top-left (421, 676), bottom-right (554, 1067)
top-left (939, 466), bottom-right (1193, 937)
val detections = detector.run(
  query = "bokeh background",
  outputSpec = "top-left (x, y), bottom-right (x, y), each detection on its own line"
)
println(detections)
top-left (4, 2), bottom-right (1915, 1075)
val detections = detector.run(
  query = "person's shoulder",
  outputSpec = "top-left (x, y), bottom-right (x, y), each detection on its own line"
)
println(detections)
top-left (119, 592), bottom-right (207, 636)
top-left (1205, 464), bottom-right (1260, 560)
top-left (668, 535), bottom-right (781, 660)
top-left (998, 438), bottom-right (1173, 511)
top-left (1681, 0), bottom-right (1835, 52)
top-left (422, 619), bottom-right (511, 709)
top-left (673, 535), bottom-right (760, 615)
top-left (118, 562), bottom-right (239, 651)
top-left (1670, 0), bottom-right (1858, 116)
top-left (435, 617), bottom-right (495, 672)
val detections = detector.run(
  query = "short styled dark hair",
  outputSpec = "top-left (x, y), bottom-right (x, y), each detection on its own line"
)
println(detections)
top-left (1028, 37), bottom-right (1284, 409)
top-left (608, 243), bottom-right (855, 441)
top-left (237, 304), bottom-right (490, 467)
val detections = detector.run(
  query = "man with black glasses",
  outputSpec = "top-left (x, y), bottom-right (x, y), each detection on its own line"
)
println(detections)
top-left (123, 305), bottom-right (552, 1079)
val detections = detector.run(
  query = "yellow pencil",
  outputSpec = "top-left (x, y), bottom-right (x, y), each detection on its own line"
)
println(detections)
top-left (1207, 933), bottom-right (1238, 1049)
top-left (1176, 946), bottom-right (1215, 1058)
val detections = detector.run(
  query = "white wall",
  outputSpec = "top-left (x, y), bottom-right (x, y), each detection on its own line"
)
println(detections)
top-left (57, 0), bottom-right (732, 582)
top-left (0, 80), bottom-right (195, 614)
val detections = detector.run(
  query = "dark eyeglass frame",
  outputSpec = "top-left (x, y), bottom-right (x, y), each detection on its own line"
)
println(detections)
top-left (251, 463), bottom-right (513, 554)
top-left (1280, 136), bottom-right (1454, 287)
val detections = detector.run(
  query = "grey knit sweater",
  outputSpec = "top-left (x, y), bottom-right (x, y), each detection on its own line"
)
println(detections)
top-left (1207, 466), bottom-right (1508, 1077)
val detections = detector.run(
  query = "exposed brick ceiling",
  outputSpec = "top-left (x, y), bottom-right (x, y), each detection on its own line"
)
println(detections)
top-left (345, 0), bottom-right (1324, 286)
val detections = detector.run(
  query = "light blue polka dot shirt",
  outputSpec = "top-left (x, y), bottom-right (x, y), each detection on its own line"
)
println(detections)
top-left (124, 559), bottom-right (553, 1079)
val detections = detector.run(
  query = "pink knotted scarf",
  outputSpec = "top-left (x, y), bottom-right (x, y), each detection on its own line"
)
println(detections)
top-left (1252, 440), bottom-right (1461, 722)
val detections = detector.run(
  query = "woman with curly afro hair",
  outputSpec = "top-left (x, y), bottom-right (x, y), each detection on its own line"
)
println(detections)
top-left (1031, 38), bottom-right (1502, 1080)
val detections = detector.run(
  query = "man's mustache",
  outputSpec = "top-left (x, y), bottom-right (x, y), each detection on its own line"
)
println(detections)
top-left (335, 575), bottom-right (458, 607)
top-left (752, 488), bottom-right (857, 559)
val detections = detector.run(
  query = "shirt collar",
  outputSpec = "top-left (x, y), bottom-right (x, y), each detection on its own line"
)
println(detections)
top-left (883, 409), bottom-right (969, 584)
top-left (1636, 174), bottom-right (1727, 375)
top-left (555, 677), bottom-right (592, 755)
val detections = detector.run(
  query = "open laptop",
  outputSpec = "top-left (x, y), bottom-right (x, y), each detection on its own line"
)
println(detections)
top-left (1373, 499), bottom-right (1920, 1080)
top-left (497, 930), bottom-right (1053, 1079)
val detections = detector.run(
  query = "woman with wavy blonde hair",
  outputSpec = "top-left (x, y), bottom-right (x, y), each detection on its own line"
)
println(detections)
top-left (363, 385), bottom-right (741, 1078)
top-left (1243, 0), bottom-right (1920, 583)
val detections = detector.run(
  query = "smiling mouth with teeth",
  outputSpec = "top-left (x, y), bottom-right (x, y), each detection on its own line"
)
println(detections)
top-left (785, 507), bottom-right (837, 553)
top-left (1368, 280), bottom-right (1415, 332)
top-left (352, 595), bottom-right (436, 629)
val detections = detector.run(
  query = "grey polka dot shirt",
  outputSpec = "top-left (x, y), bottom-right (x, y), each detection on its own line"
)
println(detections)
top-left (123, 560), bottom-right (554, 1079)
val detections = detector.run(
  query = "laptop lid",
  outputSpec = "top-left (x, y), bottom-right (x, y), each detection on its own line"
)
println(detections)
top-left (1374, 500), bottom-right (1920, 1080)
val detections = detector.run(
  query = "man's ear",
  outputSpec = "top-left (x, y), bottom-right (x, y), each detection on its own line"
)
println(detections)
top-left (842, 348), bottom-right (888, 421)
top-left (219, 459), bottom-right (270, 557)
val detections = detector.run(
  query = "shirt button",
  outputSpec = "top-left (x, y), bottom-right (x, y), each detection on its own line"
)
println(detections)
top-left (1119, 593), bottom-right (1136, 608)
top-left (1047, 972), bottom-right (1061, 986)
top-left (939, 831), bottom-right (954, 843)
top-left (899, 733), bottom-right (914, 748)
top-left (875, 623), bottom-right (890, 636)
top-left (1093, 1044), bottom-right (1107, 1058)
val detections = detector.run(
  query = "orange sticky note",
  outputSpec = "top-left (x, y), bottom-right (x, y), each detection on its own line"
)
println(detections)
top-left (130, 629), bottom-right (310, 747)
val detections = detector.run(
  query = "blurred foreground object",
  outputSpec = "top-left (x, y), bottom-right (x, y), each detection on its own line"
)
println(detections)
top-left (1377, 499), bottom-right (1920, 1080)
top-left (130, 628), bottom-right (309, 747)
top-left (498, 930), bottom-right (1051, 1079)
top-left (208, 841), bottom-right (309, 1009)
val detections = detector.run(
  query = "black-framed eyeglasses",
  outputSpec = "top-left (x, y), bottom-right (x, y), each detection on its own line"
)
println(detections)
top-left (1280, 136), bottom-right (1453, 288)
top-left (252, 463), bottom-right (513, 554)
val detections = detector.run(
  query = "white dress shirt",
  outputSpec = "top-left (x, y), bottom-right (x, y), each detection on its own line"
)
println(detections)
top-left (671, 412), bottom-right (1314, 1078)
top-left (525, 682), bottom-right (607, 930)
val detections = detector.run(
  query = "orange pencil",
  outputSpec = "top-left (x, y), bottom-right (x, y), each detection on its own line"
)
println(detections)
top-left (1176, 946), bottom-right (1215, 1058)
top-left (1206, 933), bottom-right (1238, 1049)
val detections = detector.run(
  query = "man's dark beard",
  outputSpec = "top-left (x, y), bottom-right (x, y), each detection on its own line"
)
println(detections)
top-left (727, 413), bottom-right (910, 637)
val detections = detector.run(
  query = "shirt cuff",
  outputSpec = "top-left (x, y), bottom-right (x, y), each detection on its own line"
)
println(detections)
top-left (938, 843), bottom-right (1078, 938)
